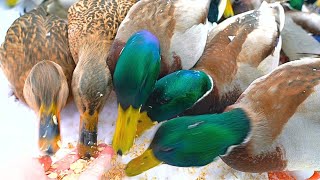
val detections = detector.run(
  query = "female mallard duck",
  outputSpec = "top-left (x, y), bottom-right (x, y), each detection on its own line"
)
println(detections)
top-left (67, 0), bottom-right (137, 158)
top-left (107, 0), bottom-right (230, 77)
top-left (125, 56), bottom-right (320, 176)
top-left (182, 1), bottom-right (284, 115)
top-left (0, 2), bottom-right (75, 155)
top-left (111, 30), bottom-right (213, 155)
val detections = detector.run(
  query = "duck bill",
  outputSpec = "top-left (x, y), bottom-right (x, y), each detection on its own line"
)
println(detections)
top-left (125, 149), bottom-right (162, 177)
top-left (78, 112), bottom-right (99, 159)
top-left (38, 104), bottom-right (61, 155)
top-left (5, 0), bottom-right (19, 7)
top-left (112, 104), bottom-right (141, 155)
top-left (223, 0), bottom-right (234, 18)
top-left (136, 111), bottom-right (156, 137)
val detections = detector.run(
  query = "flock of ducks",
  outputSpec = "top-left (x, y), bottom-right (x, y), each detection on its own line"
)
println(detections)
top-left (1, 0), bottom-right (320, 179)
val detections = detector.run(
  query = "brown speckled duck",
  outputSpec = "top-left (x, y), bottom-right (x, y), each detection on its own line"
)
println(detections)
top-left (0, 1), bottom-right (75, 155)
top-left (183, 1), bottom-right (285, 115)
top-left (67, 0), bottom-right (137, 158)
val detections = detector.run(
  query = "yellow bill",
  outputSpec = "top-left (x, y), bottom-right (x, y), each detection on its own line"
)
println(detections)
top-left (38, 103), bottom-right (61, 155)
top-left (223, 0), bottom-right (234, 18)
top-left (125, 149), bottom-right (162, 177)
top-left (136, 111), bottom-right (157, 137)
top-left (112, 105), bottom-right (141, 155)
top-left (6, 0), bottom-right (20, 7)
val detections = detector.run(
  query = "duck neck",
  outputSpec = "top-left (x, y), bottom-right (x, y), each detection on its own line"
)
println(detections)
top-left (151, 108), bottom-right (252, 167)
top-left (216, 108), bottom-right (252, 155)
top-left (77, 39), bottom-right (111, 66)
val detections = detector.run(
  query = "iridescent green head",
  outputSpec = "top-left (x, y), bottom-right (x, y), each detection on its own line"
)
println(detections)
top-left (289, 0), bottom-right (304, 11)
top-left (143, 70), bottom-right (213, 122)
top-left (113, 30), bottom-right (161, 109)
top-left (126, 108), bottom-right (251, 176)
top-left (136, 70), bottom-right (213, 136)
top-left (112, 30), bottom-right (161, 155)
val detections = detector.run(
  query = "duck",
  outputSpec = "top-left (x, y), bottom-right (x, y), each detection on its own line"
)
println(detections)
top-left (124, 56), bottom-right (320, 176)
top-left (0, 1), bottom-right (75, 155)
top-left (107, 0), bottom-right (229, 78)
top-left (67, 0), bottom-right (137, 158)
top-left (136, 69), bottom-right (213, 137)
top-left (111, 30), bottom-right (214, 155)
top-left (181, 1), bottom-right (284, 115)
top-left (108, 0), bottom-right (228, 156)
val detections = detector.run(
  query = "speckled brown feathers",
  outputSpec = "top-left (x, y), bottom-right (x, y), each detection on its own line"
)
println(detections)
top-left (68, 0), bottom-right (137, 158)
top-left (0, 4), bottom-right (75, 155)
top-left (0, 5), bottom-right (75, 103)
top-left (68, 0), bottom-right (137, 63)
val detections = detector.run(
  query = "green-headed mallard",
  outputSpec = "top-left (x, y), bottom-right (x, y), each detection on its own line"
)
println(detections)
top-left (125, 56), bottom-right (320, 176)
top-left (107, 0), bottom-right (231, 77)
top-left (183, 1), bottom-right (284, 115)
top-left (136, 69), bottom-right (213, 136)
top-left (67, 0), bottom-right (137, 158)
top-left (0, 2), bottom-right (75, 155)
top-left (111, 29), bottom-right (214, 155)
top-left (111, 30), bottom-right (161, 155)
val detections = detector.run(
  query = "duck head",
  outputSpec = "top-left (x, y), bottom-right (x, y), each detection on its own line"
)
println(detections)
top-left (23, 61), bottom-right (69, 155)
top-left (125, 108), bottom-right (251, 176)
top-left (136, 70), bottom-right (213, 136)
top-left (112, 30), bottom-right (161, 155)
top-left (72, 38), bottom-right (113, 158)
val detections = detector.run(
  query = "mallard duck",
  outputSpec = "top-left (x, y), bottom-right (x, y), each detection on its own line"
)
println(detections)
top-left (68, 0), bottom-right (137, 158)
top-left (107, 0), bottom-right (228, 77)
top-left (182, 1), bottom-right (284, 115)
top-left (0, 2), bottom-right (75, 155)
top-left (111, 30), bottom-right (161, 155)
top-left (125, 56), bottom-right (320, 176)
top-left (111, 29), bottom-right (213, 155)
top-left (136, 69), bottom-right (213, 136)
